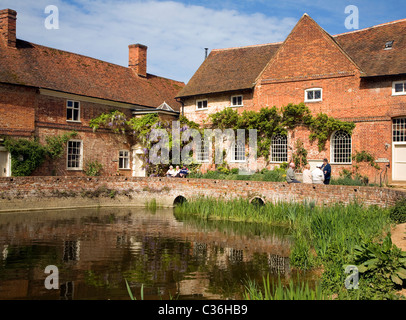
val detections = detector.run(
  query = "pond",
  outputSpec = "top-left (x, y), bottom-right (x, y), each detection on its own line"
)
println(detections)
top-left (0, 207), bottom-right (299, 300)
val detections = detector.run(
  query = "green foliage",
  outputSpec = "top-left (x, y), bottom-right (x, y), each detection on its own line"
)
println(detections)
top-left (89, 110), bottom-right (128, 134)
top-left (244, 275), bottom-right (328, 300)
top-left (209, 104), bottom-right (354, 160)
top-left (3, 131), bottom-right (77, 176)
top-left (309, 113), bottom-right (355, 151)
top-left (84, 160), bottom-right (103, 176)
top-left (292, 139), bottom-right (308, 171)
top-left (281, 103), bottom-right (313, 129)
top-left (189, 167), bottom-right (286, 182)
top-left (209, 107), bottom-right (240, 129)
top-left (390, 198), bottom-right (406, 224)
top-left (3, 138), bottom-right (47, 176)
top-left (352, 150), bottom-right (380, 170)
top-left (44, 131), bottom-right (78, 159)
top-left (350, 234), bottom-right (406, 292)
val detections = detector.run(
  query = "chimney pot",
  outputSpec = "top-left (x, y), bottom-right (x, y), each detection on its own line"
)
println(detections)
top-left (0, 8), bottom-right (17, 48)
top-left (129, 44), bottom-right (148, 78)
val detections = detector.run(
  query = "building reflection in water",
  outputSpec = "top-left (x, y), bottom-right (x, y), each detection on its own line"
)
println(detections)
top-left (0, 207), bottom-right (295, 300)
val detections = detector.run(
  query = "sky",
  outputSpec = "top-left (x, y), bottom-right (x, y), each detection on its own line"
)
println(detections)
top-left (2, 0), bottom-right (406, 83)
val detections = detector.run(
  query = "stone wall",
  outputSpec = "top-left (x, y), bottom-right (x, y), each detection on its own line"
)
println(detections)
top-left (0, 176), bottom-right (404, 213)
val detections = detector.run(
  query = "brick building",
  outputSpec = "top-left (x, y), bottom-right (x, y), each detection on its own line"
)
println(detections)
top-left (0, 9), bottom-right (184, 178)
top-left (177, 14), bottom-right (406, 183)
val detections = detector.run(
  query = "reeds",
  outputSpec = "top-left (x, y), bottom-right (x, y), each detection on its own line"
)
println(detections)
top-left (243, 275), bottom-right (329, 300)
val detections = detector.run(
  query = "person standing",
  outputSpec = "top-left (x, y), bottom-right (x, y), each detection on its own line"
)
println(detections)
top-left (302, 164), bottom-right (312, 184)
top-left (321, 158), bottom-right (331, 185)
top-left (312, 164), bottom-right (325, 184)
top-left (286, 162), bottom-right (301, 184)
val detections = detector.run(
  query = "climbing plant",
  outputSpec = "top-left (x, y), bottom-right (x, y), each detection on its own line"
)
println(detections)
top-left (292, 139), bottom-right (308, 171)
top-left (3, 131), bottom-right (77, 176)
top-left (90, 111), bottom-right (202, 176)
top-left (210, 103), bottom-right (355, 159)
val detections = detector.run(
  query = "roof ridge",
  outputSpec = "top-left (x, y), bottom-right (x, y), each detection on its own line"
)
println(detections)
top-left (333, 17), bottom-right (406, 37)
top-left (212, 41), bottom-right (282, 52)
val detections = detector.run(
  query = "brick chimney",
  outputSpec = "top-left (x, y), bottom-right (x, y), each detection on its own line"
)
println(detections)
top-left (0, 9), bottom-right (17, 48)
top-left (129, 44), bottom-right (148, 77)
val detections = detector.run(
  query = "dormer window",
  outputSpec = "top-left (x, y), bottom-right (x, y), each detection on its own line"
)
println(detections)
top-left (385, 40), bottom-right (394, 50)
top-left (305, 88), bottom-right (322, 102)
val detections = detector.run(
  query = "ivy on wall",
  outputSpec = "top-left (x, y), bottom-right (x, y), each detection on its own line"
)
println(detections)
top-left (3, 131), bottom-right (77, 176)
top-left (210, 103), bottom-right (356, 158)
top-left (89, 103), bottom-right (355, 174)
top-left (90, 111), bottom-right (201, 176)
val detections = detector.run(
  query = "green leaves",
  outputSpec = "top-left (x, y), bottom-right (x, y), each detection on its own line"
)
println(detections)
top-left (350, 233), bottom-right (406, 289)
top-left (3, 131), bottom-right (77, 176)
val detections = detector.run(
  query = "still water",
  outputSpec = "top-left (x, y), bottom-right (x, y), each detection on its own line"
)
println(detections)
top-left (0, 207), bottom-right (295, 300)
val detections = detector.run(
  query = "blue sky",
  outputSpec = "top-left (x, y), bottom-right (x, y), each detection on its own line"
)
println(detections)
top-left (2, 0), bottom-right (406, 83)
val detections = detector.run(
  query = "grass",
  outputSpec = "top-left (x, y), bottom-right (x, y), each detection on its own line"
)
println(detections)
top-left (244, 275), bottom-right (329, 300)
top-left (175, 197), bottom-right (398, 299)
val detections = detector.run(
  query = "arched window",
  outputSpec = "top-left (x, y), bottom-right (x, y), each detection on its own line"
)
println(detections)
top-left (271, 134), bottom-right (288, 163)
top-left (331, 131), bottom-right (352, 164)
top-left (231, 142), bottom-right (246, 162)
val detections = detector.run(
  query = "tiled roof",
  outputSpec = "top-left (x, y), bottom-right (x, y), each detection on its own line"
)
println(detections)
top-left (0, 39), bottom-right (185, 111)
top-left (177, 17), bottom-right (406, 98)
top-left (176, 43), bottom-right (281, 98)
top-left (334, 18), bottom-right (406, 77)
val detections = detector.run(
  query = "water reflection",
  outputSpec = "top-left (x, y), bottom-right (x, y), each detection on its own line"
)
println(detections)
top-left (0, 208), bottom-right (293, 300)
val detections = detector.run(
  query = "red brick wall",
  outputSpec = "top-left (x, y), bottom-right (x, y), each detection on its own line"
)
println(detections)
top-left (0, 176), bottom-right (404, 211)
top-left (0, 84), bottom-right (36, 137)
top-left (181, 16), bottom-right (406, 182)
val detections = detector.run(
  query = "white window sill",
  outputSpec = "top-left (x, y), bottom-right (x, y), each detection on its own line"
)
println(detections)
top-left (304, 100), bottom-right (322, 103)
top-left (230, 160), bottom-right (247, 163)
top-left (392, 93), bottom-right (406, 96)
top-left (67, 168), bottom-right (83, 171)
top-left (331, 162), bottom-right (352, 165)
top-left (195, 108), bottom-right (208, 111)
top-left (230, 105), bottom-right (244, 108)
top-left (66, 120), bottom-right (82, 123)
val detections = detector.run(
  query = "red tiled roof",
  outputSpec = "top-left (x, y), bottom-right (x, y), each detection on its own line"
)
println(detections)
top-left (176, 43), bottom-right (281, 98)
top-left (0, 39), bottom-right (185, 111)
top-left (177, 17), bottom-right (406, 98)
top-left (334, 19), bottom-right (406, 77)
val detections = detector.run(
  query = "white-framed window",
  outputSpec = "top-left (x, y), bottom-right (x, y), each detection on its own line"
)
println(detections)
top-left (393, 118), bottom-right (406, 142)
top-left (331, 131), bottom-right (352, 164)
top-left (231, 142), bottom-right (246, 163)
top-left (119, 150), bottom-right (130, 169)
top-left (271, 134), bottom-right (288, 163)
top-left (67, 140), bottom-right (83, 170)
top-left (196, 99), bottom-right (208, 110)
top-left (392, 81), bottom-right (406, 96)
top-left (305, 88), bottom-right (323, 102)
top-left (67, 100), bottom-right (80, 122)
top-left (196, 141), bottom-right (209, 163)
top-left (231, 95), bottom-right (243, 107)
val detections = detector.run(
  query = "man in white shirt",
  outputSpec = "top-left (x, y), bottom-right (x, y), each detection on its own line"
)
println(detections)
top-left (312, 164), bottom-right (325, 184)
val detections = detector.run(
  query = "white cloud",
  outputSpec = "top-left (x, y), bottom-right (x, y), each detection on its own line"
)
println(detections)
top-left (1, 0), bottom-right (297, 83)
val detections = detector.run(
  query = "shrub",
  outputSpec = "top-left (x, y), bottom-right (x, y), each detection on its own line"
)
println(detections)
top-left (85, 160), bottom-right (103, 176)
top-left (390, 198), bottom-right (406, 224)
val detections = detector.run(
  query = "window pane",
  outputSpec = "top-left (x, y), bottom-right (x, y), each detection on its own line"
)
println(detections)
top-left (395, 83), bottom-right (404, 93)
top-left (332, 131), bottom-right (351, 163)
top-left (307, 91), bottom-right (314, 100)
top-left (67, 109), bottom-right (73, 120)
top-left (315, 90), bottom-right (321, 100)
top-left (67, 101), bottom-right (73, 107)
top-left (271, 134), bottom-right (288, 163)
top-left (73, 110), bottom-right (79, 121)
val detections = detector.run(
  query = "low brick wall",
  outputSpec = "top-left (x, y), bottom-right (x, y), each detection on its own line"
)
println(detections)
top-left (0, 176), bottom-right (404, 212)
